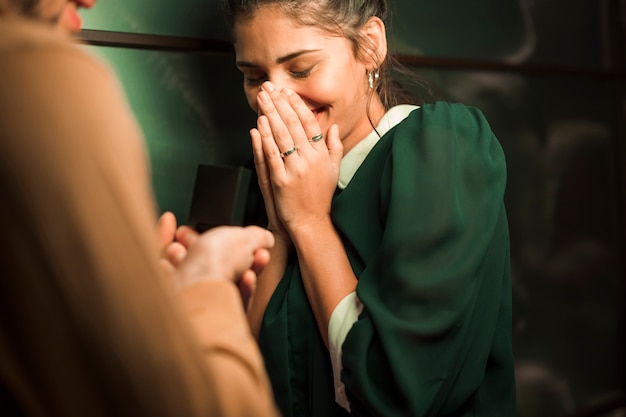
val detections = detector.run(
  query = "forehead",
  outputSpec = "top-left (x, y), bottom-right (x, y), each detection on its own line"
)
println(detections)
top-left (233, 6), bottom-right (340, 61)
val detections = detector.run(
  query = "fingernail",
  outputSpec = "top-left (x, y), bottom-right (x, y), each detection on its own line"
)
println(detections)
top-left (283, 88), bottom-right (294, 96)
top-left (263, 82), bottom-right (275, 92)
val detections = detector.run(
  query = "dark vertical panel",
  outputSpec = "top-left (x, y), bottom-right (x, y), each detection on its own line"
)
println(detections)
top-left (606, 0), bottom-right (626, 413)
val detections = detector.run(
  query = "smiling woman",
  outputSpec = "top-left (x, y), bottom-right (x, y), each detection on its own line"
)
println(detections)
top-left (234, 9), bottom-right (383, 155)
top-left (222, 0), bottom-right (516, 416)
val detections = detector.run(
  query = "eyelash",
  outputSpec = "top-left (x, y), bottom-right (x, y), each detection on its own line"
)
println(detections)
top-left (244, 67), bottom-right (313, 86)
top-left (290, 68), bottom-right (312, 78)
top-left (245, 75), bottom-right (267, 87)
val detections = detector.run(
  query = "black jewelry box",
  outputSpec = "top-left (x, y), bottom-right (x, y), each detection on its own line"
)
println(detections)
top-left (187, 164), bottom-right (252, 232)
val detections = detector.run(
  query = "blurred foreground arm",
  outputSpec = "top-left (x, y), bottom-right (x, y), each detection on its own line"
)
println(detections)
top-left (0, 21), bottom-right (279, 417)
top-left (167, 222), bottom-right (279, 417)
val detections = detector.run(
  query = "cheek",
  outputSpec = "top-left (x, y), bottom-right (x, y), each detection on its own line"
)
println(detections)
top-left (301, 78), bottom-right (339, 105)
top-left (243, 88), bottom-right (258, 113)
top-left (310, 67), bottom-right (361, 105)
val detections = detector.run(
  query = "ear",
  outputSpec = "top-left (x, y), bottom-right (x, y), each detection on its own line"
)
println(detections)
top-left (360, 16), bottom-right (388, 70)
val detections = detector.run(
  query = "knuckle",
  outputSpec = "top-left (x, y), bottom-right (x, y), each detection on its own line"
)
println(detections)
top-left (283, 112), bottom-right (300, 126)
top-left (300, 109), bottom-right (316, 125)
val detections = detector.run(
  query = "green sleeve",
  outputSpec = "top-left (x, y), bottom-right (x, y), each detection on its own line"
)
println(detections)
top-left (340, 102), bottom-right (515, 416)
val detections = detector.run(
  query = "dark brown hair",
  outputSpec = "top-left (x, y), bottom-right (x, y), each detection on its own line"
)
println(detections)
top-left (222, 0), bottom-right (435, 116)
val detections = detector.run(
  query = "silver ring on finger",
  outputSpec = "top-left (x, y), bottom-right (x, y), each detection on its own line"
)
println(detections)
top-left (309, 133), bottom-right (324, 143)
top-left (280, 146), bottom-right (298, 158)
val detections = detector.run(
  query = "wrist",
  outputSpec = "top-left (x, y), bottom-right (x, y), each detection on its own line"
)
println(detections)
top-left (288, 216), bottom-right (334, 242)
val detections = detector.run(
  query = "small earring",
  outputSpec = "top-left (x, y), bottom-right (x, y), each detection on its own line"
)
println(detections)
top-left (368, 69), bottom-right (380, 89)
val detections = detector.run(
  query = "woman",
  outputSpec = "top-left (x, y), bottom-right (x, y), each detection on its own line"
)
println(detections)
top-left (223, 0), bottom-right (516, 415)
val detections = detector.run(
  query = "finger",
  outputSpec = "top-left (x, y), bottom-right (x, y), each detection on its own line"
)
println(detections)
top-left (251, 127), bottom-right (273, 186)
top-left (244, 225), bottom-right (275, 251)
top-left (156, 211), bottom-right (177, 250)
top-left (164, 241), bottom-right (187, 266)
top-left (262, 83), bottom-right (308, 150)
top-left (257, 86), bottom-right (298, 159)
top-left (250, 247), bottom-right (271, 276)
top-left (238, 270), bottom-right (257, 310)
top-left (257, 115), bottom-right (287, 172)
top-left (261, 82), bottom-right (306, 159)
top-left (250, 128), bottom-right (265, 170)
top-left (282, 88), bottom-right (323, 150)
top-left (159, 258), bottom-right (176, 277)
top-left (174, 225), bottom-right (200, 249)
top-left (326, 124), bottom-right (344, 172)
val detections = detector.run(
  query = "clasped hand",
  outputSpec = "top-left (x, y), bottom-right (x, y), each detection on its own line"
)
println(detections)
top-left (250, 82), bottom-right (343, 240)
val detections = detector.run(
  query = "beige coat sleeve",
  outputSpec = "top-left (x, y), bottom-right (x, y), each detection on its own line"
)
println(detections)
top-left (0, 22), bottom-right (279, 417)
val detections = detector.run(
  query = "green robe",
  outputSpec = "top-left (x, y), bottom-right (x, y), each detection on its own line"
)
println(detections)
top-left (258, 102), bottom-right (515, 417)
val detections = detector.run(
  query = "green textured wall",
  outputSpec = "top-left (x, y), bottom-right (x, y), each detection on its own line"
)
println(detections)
top-left (82, 44), bottom-right (255, 221)
top-left (81, 0), bottom-right (229, 38)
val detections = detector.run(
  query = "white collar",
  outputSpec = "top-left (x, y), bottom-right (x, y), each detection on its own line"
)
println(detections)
top-left (338, 105), bottom-right (419, 189)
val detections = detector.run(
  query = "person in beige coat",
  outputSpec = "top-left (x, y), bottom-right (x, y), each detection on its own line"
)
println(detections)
top-left (0, 1), bottom-right (280, 416)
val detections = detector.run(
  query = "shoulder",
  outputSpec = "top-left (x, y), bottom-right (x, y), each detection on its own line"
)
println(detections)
top-left (0, 20), bottom-right (146, 189)
top-left (0, 20), bottom-right (134, 128)
top-left (392, 101), bottom-right (503, 160)
top-left (400, 101), bottom-right (495, 137)
top-left (0, 20), bottom-right (115, 92)
top-left (0, 19), bottom-right (95, 59)
top-left (384, 101), bottom-right (506, 187)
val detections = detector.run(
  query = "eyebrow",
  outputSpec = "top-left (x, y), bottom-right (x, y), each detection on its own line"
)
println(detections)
top-left (236, 49), bottom-right (321, 68)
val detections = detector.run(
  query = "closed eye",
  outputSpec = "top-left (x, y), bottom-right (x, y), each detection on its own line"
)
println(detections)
top-left (242, 72), bottom-right (268, 87)
top-left (245, 77), bottom-right (266, 86)
top-left (290, 68), bottom-right (312, 78)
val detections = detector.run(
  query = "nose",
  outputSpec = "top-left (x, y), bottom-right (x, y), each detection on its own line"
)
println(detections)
top-left (251, 73), bottom-right (298, 114)
top-left (264, 72), bottom-right (297, 95)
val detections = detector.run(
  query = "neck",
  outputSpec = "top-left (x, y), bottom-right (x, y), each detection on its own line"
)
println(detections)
top-left (341, 97), bottom-right (386, 155)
